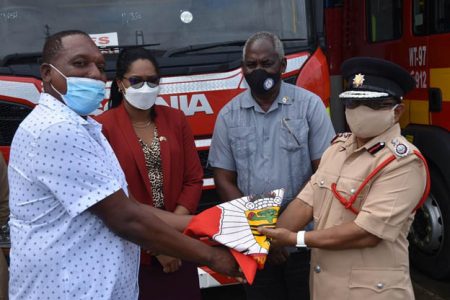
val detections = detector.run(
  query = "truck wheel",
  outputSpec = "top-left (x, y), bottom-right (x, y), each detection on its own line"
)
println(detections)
top-left (409, 168), bottom-right (450, 279)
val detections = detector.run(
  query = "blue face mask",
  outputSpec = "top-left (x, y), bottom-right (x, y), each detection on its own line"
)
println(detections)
top-left (49, 64), bottom-right (106, 116)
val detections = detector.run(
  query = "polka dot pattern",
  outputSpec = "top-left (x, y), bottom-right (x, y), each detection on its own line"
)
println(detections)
top-left (8, 94), bottom-right (139, 300)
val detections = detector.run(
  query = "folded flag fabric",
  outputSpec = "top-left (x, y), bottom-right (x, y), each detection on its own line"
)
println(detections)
top-left (184, 189), bottom-right (284, 284)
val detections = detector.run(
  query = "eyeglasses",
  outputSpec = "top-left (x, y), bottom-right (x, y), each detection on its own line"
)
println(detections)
top-left (343, 99), bottom-right (399, 110)
top-left (124, 76), bottom-right (160, 89)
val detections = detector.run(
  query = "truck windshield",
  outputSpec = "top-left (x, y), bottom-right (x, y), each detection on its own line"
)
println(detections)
top-left (0, 0), bottom-right (310, 60)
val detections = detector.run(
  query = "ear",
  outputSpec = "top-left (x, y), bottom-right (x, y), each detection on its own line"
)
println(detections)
top-left (394, 103), bottom-right (406, 122)
top-left (116, 79), bottom-right (124, 93)
top-left (280, 57), bottom-right (287, 74)
top-left (241, 60), bottom-right (248, 74)
top-left (40, 63), bottom-right (52, 83)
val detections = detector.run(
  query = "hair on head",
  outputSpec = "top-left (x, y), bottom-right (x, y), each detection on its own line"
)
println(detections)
top-left (243, 31), bottom-right (285, 60)
top-left (42, 30), bottom-right (91, 64)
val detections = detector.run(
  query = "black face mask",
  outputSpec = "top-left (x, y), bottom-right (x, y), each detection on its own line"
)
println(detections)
top-left (244, 69), bottom-right (281, 95)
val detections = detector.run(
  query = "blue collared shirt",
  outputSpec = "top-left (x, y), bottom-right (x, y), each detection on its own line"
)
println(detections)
top-left (209, 82), bottom-right (335, 206)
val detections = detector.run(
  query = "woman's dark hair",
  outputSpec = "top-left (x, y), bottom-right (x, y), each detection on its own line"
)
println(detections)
top-left (109, 47), bottom-right (160, 116)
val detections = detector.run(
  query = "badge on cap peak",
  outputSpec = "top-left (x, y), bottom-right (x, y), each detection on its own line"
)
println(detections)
top-left (353, 73), bottom-right (365, 88)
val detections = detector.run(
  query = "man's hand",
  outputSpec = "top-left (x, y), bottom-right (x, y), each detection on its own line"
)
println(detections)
top-left (267, 246), bottom-right (289, 265)
top-left (156, 255), bottom-right (182, 273)
top-left (258, 227), bottom-right (297, 247)
top-left (206, 247), bottom-right (244, 281)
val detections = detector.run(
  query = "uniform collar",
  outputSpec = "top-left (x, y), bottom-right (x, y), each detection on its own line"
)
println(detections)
top-left (39, 93), bottom-right (95, 126)
top-left (350, 123), bottom-right (401, 154)
top-left (241, 82), bottom-right (293, 112)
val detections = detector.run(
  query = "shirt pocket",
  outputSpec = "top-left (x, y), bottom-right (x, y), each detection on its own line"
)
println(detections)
top-left (279, 118), bottom-right (307, 151)
top-left (333, 177), bottom-right (368, 223)
top-left (348, 268), bottom-right (411, 300)
top-left (229, 126), bottom-right (256, 160)
top-left (309, 173), bottom-right (337, 224)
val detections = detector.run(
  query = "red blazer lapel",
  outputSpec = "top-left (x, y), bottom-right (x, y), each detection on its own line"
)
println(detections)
top-left (116, 104), bottom-right (153, 202)
top-left (154, 107), bottom-right (171, 205)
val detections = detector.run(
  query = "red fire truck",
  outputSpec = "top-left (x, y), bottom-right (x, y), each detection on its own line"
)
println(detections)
top-left (0, 0), bottom-right (329, 288)
top-left (325, 0), bottom-right (450, 279)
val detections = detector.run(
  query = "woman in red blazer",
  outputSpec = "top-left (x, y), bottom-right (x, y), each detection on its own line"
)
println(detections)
top-left (95, 48), bottom-right (203, 300)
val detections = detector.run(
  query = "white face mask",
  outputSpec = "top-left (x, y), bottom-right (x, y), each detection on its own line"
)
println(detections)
top-left (345, 104), bottom-right (398, 139)
top-left (122, 83), bottom-right (160, 110)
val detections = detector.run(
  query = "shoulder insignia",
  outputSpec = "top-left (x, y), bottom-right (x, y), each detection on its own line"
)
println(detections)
top-left (367, 142), bottom-right (385, 155)
top-left (390, 137), bottom-right (411, 158)
top-left (331, 132), bottom-right (352, 144)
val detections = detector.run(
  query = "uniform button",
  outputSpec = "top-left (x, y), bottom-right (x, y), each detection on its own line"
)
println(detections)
top-left (314, 265), bottom-right (321, 273)
top-left (376, 282), bottom-right (384, 289)
top-left (350, 188), bottom-right (356, 194)
top-left (319, 180), bottom-right (325, 186)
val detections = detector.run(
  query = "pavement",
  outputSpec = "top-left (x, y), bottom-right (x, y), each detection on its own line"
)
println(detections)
top-left (412, 268), bottom-right (450, 300)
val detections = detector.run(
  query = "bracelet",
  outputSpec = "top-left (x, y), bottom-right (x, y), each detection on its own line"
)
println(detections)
top-left (296, 230), bottom-right (307, 248)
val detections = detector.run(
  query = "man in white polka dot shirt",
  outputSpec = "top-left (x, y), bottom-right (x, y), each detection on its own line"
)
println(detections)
top-left (7, 30), bottom-right (241, 300)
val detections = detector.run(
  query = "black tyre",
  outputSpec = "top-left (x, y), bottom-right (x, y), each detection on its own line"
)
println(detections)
top-left (409, 168), bottom-right (450, 279)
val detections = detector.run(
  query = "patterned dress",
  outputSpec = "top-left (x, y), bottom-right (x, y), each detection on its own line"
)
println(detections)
top-left (139, 126), bottom-right (164, 208)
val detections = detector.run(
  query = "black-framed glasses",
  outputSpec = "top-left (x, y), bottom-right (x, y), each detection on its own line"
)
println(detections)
top-left (124, 76), bottom-right (160, 89)
top-left (343, 99), bottom-right (399, 110)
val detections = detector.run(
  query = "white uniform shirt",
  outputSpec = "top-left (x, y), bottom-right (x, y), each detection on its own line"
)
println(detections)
top-left (8, 93), bottom-right (139, 300)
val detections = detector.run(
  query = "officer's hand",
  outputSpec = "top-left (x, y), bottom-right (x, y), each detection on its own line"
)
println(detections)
top-left (267, 246), bottom-right (289, 265)
top-left (207, 246), bottom-right (245, 282)
top-left (258, 227), bottom-right (297, 247)
top-left (156, 255), bottom-right (182, 273)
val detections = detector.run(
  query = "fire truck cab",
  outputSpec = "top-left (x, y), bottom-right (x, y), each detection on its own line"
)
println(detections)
top-left (0, 0), bottom-right (329, 289)
top-left (326, 0), bottom-right (450, 279)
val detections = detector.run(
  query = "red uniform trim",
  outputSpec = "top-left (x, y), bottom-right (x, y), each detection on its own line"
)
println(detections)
top-left (332, 152), bottom-right (430, 214)
top-left (412, 150), bottom-right (431, 212)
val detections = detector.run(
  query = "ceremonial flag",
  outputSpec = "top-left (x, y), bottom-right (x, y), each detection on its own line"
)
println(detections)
top-left (184, 189), bottom-right (284, 284)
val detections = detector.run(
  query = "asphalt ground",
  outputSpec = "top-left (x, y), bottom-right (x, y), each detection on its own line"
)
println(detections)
top-left (202, 268), bottom-right (450, 300)
top-left (412, 268), bottom-right (450, 300)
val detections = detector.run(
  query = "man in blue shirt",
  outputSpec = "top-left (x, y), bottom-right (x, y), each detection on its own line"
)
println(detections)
top-left (209, 31), bottom-right (335, 299)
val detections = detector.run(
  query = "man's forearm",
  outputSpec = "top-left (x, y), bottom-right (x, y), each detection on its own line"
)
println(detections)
top-left (107, 199), bottom-right (216, 266)
top-left (215, 182), bottom-right (243, 202)
top-left (91, 191), bottom-right (215, 266)
top-left (213, 168), bottom-right (243, 202)
top-left (147, 204), bottom-right (192, 231)
top-left (277, 198), bottom-right (313, 232)
top-left (305, 222), bottom-right (381, 250)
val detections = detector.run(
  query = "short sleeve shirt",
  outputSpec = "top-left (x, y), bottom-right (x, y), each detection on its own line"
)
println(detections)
top-left (208, 82), bottom-right (335, 205)
top-left (8, 93), bottom-right (139, 300)
top-left (298, 124), bottom-right (427, 299)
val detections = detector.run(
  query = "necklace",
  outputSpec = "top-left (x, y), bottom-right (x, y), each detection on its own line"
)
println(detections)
top-left (132, 121), bottom-right (152, 129)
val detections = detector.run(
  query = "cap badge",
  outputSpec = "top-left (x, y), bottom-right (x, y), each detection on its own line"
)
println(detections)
top-left (264, 78), bottom-right (274, 91)
top-left (353, 73), bottom-right (365, 88)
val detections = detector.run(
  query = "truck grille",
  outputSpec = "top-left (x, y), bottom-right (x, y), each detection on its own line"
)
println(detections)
top-left (197, 149), bottom-right (213, 178)
top-left (0, 101), bottom-right (32, 146)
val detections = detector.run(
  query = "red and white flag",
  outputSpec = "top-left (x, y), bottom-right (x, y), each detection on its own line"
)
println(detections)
top-left (184, 189), bottom-right (284, 284)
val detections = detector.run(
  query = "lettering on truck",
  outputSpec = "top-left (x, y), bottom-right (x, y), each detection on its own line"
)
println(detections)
top-left (409, 45), bottom-right (428, 89)
top-left (156, 94), bottom-right (214, 116)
